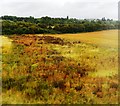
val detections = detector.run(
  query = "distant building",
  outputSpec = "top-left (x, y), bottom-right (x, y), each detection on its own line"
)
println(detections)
top-left (67, 16), bottom-right (69, 20)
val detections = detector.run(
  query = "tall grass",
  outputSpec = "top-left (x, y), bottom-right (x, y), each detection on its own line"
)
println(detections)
top-left (2, 32), bottom-right (118, 104)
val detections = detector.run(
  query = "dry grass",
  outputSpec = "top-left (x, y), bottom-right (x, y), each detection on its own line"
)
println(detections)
top-left (47, 30), bottom-right (118, 48)
top-left (2, 30), bottom-right (118, 104)
top-left (0, 36), bottom-right (13, 53)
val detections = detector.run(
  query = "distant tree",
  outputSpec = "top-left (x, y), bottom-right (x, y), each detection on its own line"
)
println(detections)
top-left (102, 17), bottom-right (106, 21)
top-left (1, 15), bottom-right (118, 35)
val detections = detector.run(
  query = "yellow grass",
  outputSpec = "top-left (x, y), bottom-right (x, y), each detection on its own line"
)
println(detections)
top-left (0, 36), bottom-right (13, 53)
top-left (2, 30), bottom-right (118, 104)
top-left (44, 30), bottom-right (118, 77)
top-left (47, 30), bottom-right (118, 48)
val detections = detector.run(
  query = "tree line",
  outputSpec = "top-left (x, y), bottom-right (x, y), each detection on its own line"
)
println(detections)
top-left (1, 15), bottom-right (118, 35)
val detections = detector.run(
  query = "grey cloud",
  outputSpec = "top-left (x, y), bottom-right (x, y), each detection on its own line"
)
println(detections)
top-left (0, 1), bottom-right (118, 19)
top-left (62, 2), bottom-right (117, 19)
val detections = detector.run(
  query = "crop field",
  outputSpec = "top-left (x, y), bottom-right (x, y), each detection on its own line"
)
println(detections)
top-left (1, 30), bottom-right (118, 104)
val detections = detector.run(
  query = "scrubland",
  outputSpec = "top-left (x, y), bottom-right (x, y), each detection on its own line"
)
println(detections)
top-left (2, 30), bottom-right (118, 104)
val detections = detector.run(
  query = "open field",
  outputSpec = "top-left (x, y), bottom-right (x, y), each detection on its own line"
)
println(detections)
top-left (2, 30), bottom-right (118, 104)
top-left (48, 30), bottom-right (118, 48)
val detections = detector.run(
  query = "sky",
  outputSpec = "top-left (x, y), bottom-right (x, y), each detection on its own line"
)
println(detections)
top-left (0, 0), bottom-right (119, 19)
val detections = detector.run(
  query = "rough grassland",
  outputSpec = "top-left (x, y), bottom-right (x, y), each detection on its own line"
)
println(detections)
top-left (2, 30), bottom-right (118, 104)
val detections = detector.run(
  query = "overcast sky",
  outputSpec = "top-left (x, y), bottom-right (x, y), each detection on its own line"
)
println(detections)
top-left (0, 0), bottom-right (119, 19)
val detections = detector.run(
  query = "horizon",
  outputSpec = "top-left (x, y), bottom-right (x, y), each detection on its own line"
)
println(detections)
top-left (0, 15), bottom-right (118, 21)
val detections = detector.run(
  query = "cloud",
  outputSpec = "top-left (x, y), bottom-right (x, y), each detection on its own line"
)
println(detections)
top-left (0, 0), bottom-right (118, 19)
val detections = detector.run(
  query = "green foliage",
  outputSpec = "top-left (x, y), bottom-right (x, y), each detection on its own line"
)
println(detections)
top-left (1, 15), bottom-right (118, 35)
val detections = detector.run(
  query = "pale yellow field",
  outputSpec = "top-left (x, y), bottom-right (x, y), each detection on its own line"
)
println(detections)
top-left (47, 30), bottom-right (118, 48)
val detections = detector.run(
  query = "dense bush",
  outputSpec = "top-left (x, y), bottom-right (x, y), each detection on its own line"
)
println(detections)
top-left (1, 15), bottom-right (118, 35)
